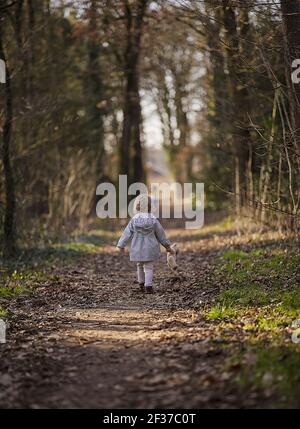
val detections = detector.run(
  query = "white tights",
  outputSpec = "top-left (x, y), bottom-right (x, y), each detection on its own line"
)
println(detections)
top-left (137, 262), bottom-right (154, 287)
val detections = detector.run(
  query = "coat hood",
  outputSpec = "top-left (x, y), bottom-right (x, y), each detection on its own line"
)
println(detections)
top-left (132, 213), bottom-right (156, 235)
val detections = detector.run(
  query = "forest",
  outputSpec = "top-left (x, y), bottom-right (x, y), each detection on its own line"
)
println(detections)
top-left (0, 0), bottom-right (300, 410)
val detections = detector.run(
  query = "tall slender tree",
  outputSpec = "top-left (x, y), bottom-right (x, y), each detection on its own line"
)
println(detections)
top-left (119, 0), bottom-right (148, 184)
top-left (0, 3), bottom-right (16, 257)
top-left (86, 0), bottom-right (105, 182)
top-left (222, 0), bottom-right (250, 214)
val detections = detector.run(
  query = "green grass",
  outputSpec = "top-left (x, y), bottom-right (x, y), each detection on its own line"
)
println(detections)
top-left (219, 247), bottom-right (300, 284)
top-left (205, 246), bottom-right (300, 334)
top-left (0, 285), bottom-right (28, 298)
top-left (2, 228), bottom-right (118, 270)
top-left (0, 228), bottom-right (116, 316)
top-left (0, 269), bottom-right (46, 316)
top-left (233, 345), bottom-right (300, 406)
top-left (0, 268), bottom-right (46, 289)
top-left (206, 305), bottom-right (238, 320)
top-left (206, 243), bottom-right (300, 403)
top-left (199, 216), bottom-right (234, 235)
top-left (0, 306), bottom-right (7, 317)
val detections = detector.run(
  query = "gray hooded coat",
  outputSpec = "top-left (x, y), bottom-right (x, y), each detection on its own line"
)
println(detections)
top-left (117, 213), bottom-right (171, 262)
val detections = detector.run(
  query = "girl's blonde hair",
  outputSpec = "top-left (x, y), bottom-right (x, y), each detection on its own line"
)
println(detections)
top-left (134, 194), bottom-right (152, 213)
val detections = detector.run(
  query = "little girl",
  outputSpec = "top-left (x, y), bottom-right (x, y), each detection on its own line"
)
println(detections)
top-left (116, 194), bottom-right (174, 293)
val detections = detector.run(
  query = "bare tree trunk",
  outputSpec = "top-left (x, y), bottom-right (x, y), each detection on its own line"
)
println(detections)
top-left (222, 0), bottom-right (250, 215)
top-left (119, 0), bottom-right (148, 184)
top-left (154, 67), bottom-right (178, 175)
top-left (171, 69), bottom-right (190, 183)
top-left (160, 71), bottom-right (175, 148)
top-left (87, 0), bottom-right (105, 182)
top-left (204, 0), bottom-right (227, 125)
top-left (281, 0), bottom-right (300, 150)
top-left (260, 90), bottom-right (277, 222)
top-left (0, 25), bottom-right (16, 257)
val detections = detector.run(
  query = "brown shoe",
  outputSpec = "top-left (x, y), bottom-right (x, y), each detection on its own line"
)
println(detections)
top-left (139, 283), bottom-right (145, 292)
top-left (145, 285), bottom-right (154, 294)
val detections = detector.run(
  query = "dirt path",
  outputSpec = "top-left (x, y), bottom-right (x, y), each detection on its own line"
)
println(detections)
top-left (0, 227), bottom-right (274, 408)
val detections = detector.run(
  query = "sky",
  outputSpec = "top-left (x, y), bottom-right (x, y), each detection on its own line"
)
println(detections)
top-left (141, 93), bottom-right (164, 149)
